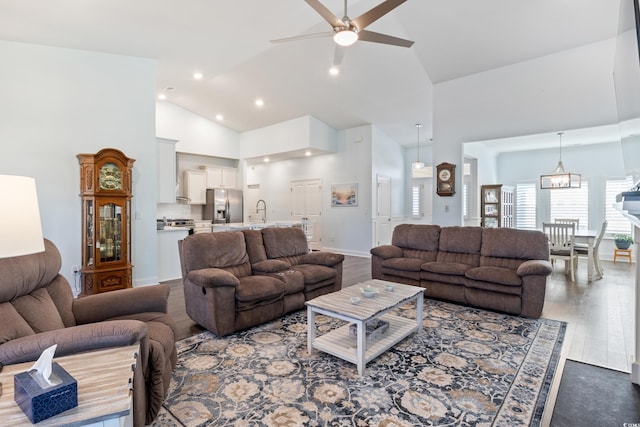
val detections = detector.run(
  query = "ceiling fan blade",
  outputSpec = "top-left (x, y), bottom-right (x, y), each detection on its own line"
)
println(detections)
top-left (305, 0), bottom-right (343, 28)
top-left (358, 30), bottom-right (414, 48)
top-left (352, 0), bottom-right (407, 30)
top-left (271, 31), bottom-right (333, 44)
top-left (333, 45), bottom-right (345, 66)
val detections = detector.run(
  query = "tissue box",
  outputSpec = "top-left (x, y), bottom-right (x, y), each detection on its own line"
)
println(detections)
top-left (14, 362), bottom-right (78, 423)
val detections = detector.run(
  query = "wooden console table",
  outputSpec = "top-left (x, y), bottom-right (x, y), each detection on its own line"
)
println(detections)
top-left (0, 344), bottom-right (137, 426)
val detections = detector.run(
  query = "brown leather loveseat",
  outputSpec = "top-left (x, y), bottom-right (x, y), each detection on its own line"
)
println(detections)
top-left (371, 224), bottom-right (552, 318)
top-left (178, 227), bottom-right (344, 336)
top-left (0, 239), bottom-right (177, 426)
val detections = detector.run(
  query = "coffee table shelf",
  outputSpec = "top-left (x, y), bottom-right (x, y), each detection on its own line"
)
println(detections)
top-left (306, 280), bottom-right (424, 376)
top-left (312, 314), bottom-right (417, 365)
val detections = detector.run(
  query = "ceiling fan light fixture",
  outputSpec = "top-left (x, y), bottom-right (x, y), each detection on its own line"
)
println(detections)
top-left (334, 29), bottom-right (358, 46)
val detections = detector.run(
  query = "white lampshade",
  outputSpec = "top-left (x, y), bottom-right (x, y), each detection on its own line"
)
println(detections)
top-left (334, 29), bottom-right (358, 46)
top-left (0, 175), bottom-right (44, 258)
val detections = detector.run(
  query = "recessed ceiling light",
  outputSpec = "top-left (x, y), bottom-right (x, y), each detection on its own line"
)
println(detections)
top-left (193, 72), bottom-right (203, 80)
top-left (157, 93), bottom-right (167, 100)
top-left (255, 98), bottom-right (265, 108)
top-left (215, 114), bottom-right (223, 121)
top-left (263, 157), bottom-right (270, 162)
top-left (329, 67), bottom-right (339, 76)
top-left (305, 150), bottom-right (312, 156)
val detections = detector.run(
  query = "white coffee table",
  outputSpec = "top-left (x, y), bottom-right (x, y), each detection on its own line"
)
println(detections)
top-left (306, 279), bottom-right (424, 376)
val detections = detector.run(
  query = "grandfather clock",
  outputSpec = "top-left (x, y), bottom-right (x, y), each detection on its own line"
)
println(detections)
top-left (77, 148), bottom-right (135, 296)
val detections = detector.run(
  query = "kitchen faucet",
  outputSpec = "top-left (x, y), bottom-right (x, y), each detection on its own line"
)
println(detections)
top-left (256, 199), bottom-right (267, 222)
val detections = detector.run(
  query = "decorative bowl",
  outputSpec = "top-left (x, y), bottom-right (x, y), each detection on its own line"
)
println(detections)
top-left (360, 287), bottom-right (378, 298)
top-left (384, 284), bottom-right (394, 292)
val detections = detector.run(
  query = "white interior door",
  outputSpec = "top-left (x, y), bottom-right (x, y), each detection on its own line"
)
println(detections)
top-left (376, 175), bottom-right (392, 246)
top-left (291, 179), bottom-right (322, 250)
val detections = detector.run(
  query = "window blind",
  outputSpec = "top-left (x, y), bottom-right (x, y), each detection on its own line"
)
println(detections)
top-left (515, 182), bottom-right (536, 229)
top-left (549, 181), bottom-right (589, 229)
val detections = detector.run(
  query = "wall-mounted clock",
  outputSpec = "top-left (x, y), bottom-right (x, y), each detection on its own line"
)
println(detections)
top-left (436, 162), bottom-right (456, 196)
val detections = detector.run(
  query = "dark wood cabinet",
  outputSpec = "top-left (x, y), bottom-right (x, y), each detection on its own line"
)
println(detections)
top-left (481, 184), bottom-right (513, 228)
top-left (77, 148), bottom-right (135, 295)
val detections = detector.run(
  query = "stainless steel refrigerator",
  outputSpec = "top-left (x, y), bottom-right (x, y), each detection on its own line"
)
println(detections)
top-left (203, 188), bottom-right (243, 224)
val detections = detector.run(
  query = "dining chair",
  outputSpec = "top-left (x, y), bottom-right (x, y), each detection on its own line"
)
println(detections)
top-left (575, 220), bottom-right (607, 279)
top-left (543, 222), bottom-right (578, 281)
top-left (555, 218), bottom-right (580, 229)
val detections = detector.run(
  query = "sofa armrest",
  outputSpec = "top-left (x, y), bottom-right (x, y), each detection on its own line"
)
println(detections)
top-left (370, 245), bottom-right (402, 259)
top-left (517, 260), bottom-right (553, 277)
top-left (186, 268), bottom-right (240, 288)
top-left (0, 320), bottom-right (146, 364)
top-left (253, 259), bottom-right (291, 273)
top-left (300, 251), bottom-right (345, 267)
top-left (73, 284), bottom-right (170, 325)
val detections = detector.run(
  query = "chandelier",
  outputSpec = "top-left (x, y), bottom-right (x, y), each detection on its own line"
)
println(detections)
top-left (412, 124), bottom-right (424, 170)
top-left (540, 132), bottom-right (581, 189)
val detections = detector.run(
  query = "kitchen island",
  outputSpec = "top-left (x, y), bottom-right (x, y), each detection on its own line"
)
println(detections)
top-left (212, 221), bottom-right (302, 231)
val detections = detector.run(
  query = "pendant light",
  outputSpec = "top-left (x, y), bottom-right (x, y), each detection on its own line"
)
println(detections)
top-left (540, 132), bottom-right (581, 189)
top-left (412, 124), bottom-right (424, 170)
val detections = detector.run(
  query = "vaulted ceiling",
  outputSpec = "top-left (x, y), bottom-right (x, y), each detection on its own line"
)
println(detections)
top-left (0, 0), bottom-right (621, 146)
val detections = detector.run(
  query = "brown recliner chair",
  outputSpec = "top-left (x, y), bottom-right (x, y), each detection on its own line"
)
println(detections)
top-left (0, 239), bottom-right (176, 426)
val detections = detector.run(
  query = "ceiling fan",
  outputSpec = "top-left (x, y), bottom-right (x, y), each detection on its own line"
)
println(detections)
top-left (271, 0), bottom-right (414, 52)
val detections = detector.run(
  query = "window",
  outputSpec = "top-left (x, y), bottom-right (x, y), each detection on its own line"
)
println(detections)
top-left (410, 184), bottom-right (423, 218)
top-left (605, 176), bottom-right (633, 235)
top-left (515, 182), bottom-right (536, 229)
top-left (549, 181), bottom-right (589, 229)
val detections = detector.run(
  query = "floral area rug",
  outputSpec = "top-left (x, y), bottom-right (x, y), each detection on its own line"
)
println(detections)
top-left (153, 299), bottom-right (565, 427)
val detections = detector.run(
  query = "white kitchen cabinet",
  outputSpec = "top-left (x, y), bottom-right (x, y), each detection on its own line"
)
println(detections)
top-left (157, 138), bottom-right (177, 203)
top-left (157, 228), bottom-right (189, 281)
top-left (222, 167), bottom-right (237, 188)
top-left (184, 170), bottom-right (206, 204)
top-left (202, 166), bottom-right (237, 188)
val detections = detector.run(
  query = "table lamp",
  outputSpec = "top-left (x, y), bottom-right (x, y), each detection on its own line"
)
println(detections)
top-left (0, 174), bottom-right (45, 396)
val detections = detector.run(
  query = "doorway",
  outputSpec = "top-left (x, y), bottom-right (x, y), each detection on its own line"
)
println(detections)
top-left (290, 179), bottom-right (322, 250)
top-left (375, 175), bottom-right (392, 246)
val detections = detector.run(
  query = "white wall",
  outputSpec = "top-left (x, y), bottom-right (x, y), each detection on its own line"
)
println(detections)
top-left (156, 102), bottom-right (240, 158)
top-left (244, 124), bottom-right (375, 256)
top-left (433, 37), bottom-right (619, 224)
top-left (0, 41), bottom-right (157, 288)
top-left (372, 126), bottom-right (406, 219)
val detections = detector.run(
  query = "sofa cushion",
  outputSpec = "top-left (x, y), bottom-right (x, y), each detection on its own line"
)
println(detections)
top-left (465, 279), bottom-right (523, 296)
top-left (242, 229), bottom-right (268, 263)
top-left (252, 259), bottom-right (291, 273)
top-left (291, 264), bottom-right (336, 286)
top-left (392, 224), bottom-right (441, 251)
top-left (12, 287), bottom-right (65, 333)
top-left (439, 226), bottom-right (483, 254)
top-left (262, 227), bottom-right (308, 259)
top-left (422, 261), bottom-right (472, 276)
top-left (0, 302), bottom-right (35, 344)
top-left (382, 257), bottom-right (424, 272)
top-left (465, 266), bottom-right (522, 286)
top-left (180, 232), bottom-right (250, 272)
top-left (235, 276), bottom-right (285, 311)
top-left (481, 228), bottom-right (549, 261)
top-left (421, 271), bottom-right (467, 286)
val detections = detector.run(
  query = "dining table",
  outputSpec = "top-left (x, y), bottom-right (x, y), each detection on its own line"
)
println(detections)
top-left (574, 229), bottom-right (599, 281)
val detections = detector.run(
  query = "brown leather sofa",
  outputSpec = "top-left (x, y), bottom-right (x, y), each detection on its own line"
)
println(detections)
top-left (178, 227), bottom-right (344, 336)
top-left (371, 224), bottom-right (552, 318)
top-left (0, 239), bottom-right (177, 426)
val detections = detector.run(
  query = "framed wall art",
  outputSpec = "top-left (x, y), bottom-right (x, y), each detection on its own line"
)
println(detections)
top-left (331, 183), bottom-right (358, 207)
